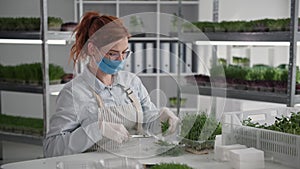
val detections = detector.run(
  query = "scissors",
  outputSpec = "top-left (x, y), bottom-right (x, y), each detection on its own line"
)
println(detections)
top-left (130, 134), bottom-right (153, 138)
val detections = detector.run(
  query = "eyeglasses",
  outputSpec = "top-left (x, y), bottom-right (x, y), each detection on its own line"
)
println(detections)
top-left (106, 49), bottom-right (132, 60)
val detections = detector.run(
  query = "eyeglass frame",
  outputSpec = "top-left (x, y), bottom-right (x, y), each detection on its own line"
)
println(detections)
top-left (105, 49), bottom-right (132, 60)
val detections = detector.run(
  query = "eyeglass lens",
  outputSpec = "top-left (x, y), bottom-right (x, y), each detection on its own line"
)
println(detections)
top-left (107, 50), bottom-right (132, 60)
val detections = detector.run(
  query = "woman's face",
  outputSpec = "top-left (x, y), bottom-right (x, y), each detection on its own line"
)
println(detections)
top-left (102, 37), bottom-right (130, 61)
top-left (88, 37), bottom-right (129, 61)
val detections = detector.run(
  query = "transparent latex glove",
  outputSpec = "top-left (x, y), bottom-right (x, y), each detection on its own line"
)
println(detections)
top-left (159, 107), bottom-right (180, 135)
top-left (100, 121), bottom-right (130, 144)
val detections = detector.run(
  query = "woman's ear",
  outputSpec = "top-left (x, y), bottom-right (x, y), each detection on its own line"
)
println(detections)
top-left (88, 42), bottom-right (96, 56)
top-left (88, 42), bottom-right (104, 65)
top-left (87, 42), bottom-right (99, 73)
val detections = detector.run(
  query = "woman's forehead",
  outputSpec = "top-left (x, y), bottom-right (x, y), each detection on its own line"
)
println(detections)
top-left (105, 37), bottom-right (128, 51)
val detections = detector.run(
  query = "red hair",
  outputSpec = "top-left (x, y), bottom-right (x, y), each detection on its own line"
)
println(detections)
top-left (70, 11), bottom-right (130, 66)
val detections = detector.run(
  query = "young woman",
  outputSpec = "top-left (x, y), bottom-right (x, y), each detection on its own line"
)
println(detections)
top-left (43, 11), bottom-right (179, 157)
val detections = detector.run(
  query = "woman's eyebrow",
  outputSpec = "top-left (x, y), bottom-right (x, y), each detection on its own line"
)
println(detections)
top-left (109, 47), bottom-right (129, 53)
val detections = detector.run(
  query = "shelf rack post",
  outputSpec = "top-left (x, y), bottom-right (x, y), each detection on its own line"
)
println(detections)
top-left (41, 0), bottom-right (50, 140)
top-left (287, 0), bottom-right (299, 107)
top-left (156, 0), bottom-right (159, 108)
top-left (0, 91), bottom-right (2, 160)
top-left (176, 0), bottom-right (183, 116)
top-left (211, 0), bottom-right (219, 117)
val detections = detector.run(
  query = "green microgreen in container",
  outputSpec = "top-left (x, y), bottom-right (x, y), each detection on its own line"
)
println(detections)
top-left (180, 112), bottom-right (222, 151)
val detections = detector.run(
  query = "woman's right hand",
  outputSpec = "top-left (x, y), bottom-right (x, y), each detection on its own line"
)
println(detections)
top-left (100, 121), bottom-right (130, 143)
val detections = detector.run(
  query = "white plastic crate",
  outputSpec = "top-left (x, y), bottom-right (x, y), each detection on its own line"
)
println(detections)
top-left (222, 107), bottom-right (300, 169)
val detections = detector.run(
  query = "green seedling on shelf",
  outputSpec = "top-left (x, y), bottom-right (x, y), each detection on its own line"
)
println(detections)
top-left (267, 18), bottom-right (289, 31)
top-left (246, 68), bottom-right (265, 81)
top-left (169, 97), bottom-right (187, 107)
top-left (279, 69), bottom-right (288, 82)
top-left (218, 58), bottom-right (227, 65)
top-left (192, 17), bottom-right (300, 32)
top-left (0, 114), bottom-right (43, 129)
top-left (129, 15), bottom-right (144, 33)
top-left (210, 65), bottom-right (225, 77)
top-left (49, 64), bottom-right (65, 81)
top-left (171, 13), bottom-right (179, 32)
top-left (182, 22), bottom-right (198, 32)
top-left (193, 21), bottom-right (215, 32)
top-left (0, 63), bottom-right (65, 84)
top-left (0, 64), bottom-right (3, 78)
top-left (0, 114), bottom-right (43, 136)
top-left (224, 20), bottom-right (249, 32)
top-left (0, 17), bottom-right (63, 31)
top-left (223, 65), bottom-right (249, 80)
top-left (219, 64), bottom-right (299, 83)
top-left (264, 68), bottom-right (278, 81)
top-left (48, 17), bottom-right (63, 29)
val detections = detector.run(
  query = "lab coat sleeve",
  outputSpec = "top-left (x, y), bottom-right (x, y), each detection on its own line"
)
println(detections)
top-left (43, 86), bottom-right (102, 157)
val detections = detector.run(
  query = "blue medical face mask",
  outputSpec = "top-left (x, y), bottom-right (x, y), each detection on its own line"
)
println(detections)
top-left (98, 57), bottom-right (126, 74)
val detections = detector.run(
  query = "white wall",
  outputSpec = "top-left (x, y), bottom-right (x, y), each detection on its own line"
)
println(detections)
top-left (0, 44), bottom-right (73, 73)
top-left (1, 92), bottom-right (57, 119)
top-left (218, 0), bottom-right (289, 21)
top-left (199, 0), bottom-right (293, 22)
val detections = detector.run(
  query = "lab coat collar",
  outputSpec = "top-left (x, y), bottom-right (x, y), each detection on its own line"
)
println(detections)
top-left (81, 64), bottom-right (126, 93)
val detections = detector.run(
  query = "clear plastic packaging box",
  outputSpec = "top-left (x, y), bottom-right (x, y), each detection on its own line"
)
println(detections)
top-left (229, 148), bottom-right (264, 169)
top-left (56, 157), bottom-right (143, 169)
top-left (214, 144), bottom-right (247, 161)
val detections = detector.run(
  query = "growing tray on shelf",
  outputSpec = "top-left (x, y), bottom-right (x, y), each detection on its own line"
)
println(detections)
top-left (0, 114), bottom-right (43, 137)
top-left (0, 114), bottom-right (43, 145)
top-left (185, 74), bottom-right (300, 94)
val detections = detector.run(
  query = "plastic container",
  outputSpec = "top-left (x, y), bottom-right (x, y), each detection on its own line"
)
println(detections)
top-left (56, 157), bottom-right (143, 169)
top-left (56, 160), bottom-right (99, 169)
top-left (214, 144), bottom-right (247, 161)
top-left (229, 148), bottom-right (264, 169)
top-left (99, 157), bottom-right (143, 169)
top-left (222, 107), bottom-right (300, 168)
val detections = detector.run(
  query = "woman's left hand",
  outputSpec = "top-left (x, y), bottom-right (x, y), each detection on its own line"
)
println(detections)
top-left (159, 107), bottom-right (180, 135)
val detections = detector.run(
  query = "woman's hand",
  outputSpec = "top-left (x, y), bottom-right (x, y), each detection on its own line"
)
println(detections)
top-left (99, 121), bottom-right (130, 143)
top-left (159, 107), bottom-right (180, 135)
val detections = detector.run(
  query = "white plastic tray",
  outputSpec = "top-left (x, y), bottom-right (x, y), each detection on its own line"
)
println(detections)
top-left (222, 107), bottom-right (300, 169)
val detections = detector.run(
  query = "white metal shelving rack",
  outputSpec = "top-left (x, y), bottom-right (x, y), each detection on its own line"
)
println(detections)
top-left (178, 0), bottom-right (300, 107)
top-left (0, 1), bottom-right (75, 160)
top-left (74, 0), bottom-right (201, 111)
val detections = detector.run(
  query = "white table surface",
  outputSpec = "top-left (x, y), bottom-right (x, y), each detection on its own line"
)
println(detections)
top-left (1, 151), bottom-right (295, 169)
